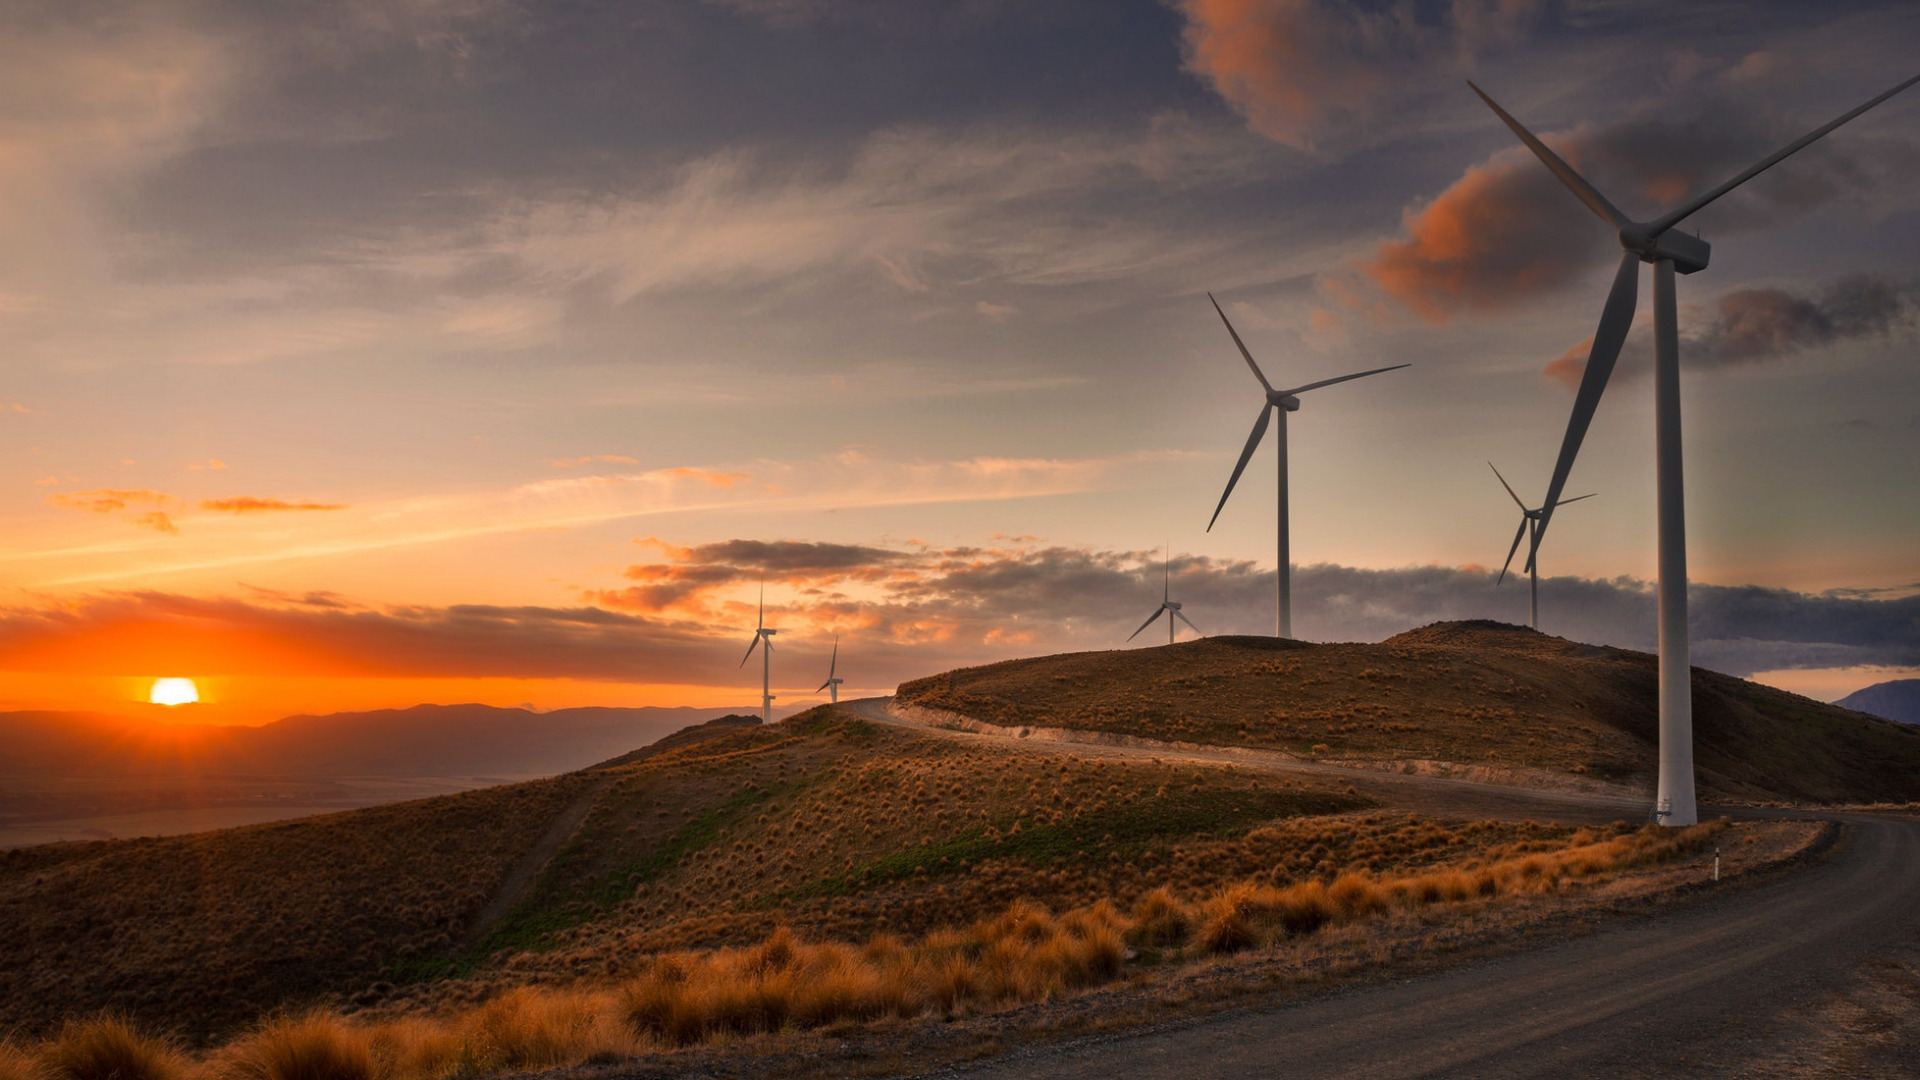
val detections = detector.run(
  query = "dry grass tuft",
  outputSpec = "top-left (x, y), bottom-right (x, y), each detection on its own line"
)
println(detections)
top-left (0, 1042), bottom-right (47, 1080)
top-left (42, 1017), bottom-right (188, 1080)
top-left (219, 1015), bottom-right (377, 1080)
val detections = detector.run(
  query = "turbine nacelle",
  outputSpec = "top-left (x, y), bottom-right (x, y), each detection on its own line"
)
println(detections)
top-left (1265, 390), bottom-right (1302, 412)
top-left (1619, 224), bottom-right (1710, 274)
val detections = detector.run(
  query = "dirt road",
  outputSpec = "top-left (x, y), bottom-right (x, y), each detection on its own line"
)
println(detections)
top-left (840, 698), bottom-right (1920, 1078)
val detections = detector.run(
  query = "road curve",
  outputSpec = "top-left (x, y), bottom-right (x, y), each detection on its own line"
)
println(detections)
top-left (835, 700), bottom-right (1920, 1078)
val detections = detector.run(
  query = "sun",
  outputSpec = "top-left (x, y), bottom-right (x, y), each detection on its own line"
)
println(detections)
top-left (149, 678), bottom-right (200, 706)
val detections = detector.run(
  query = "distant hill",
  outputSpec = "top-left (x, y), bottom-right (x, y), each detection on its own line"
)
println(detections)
top-left (0, 704), bottom-right (767, 779)
top-left (1836, 679), bottom-right (1920, 725)
top-left (894, 620), bottom-right (1920, 805)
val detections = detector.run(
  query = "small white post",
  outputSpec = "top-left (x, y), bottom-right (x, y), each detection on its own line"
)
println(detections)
top-left (1713, 847), bottom-right (1720, 882)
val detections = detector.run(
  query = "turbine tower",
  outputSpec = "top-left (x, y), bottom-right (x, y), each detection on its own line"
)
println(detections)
top-left (739, 585), bottom-right (778, 723)
top-left (1489, 462), bottom-right (1593, 632)
top-left (816, 635), bottom-right (844, 704)
top-left (1204, 293), bottom-right (1408, 639)
top-left (1128, 547), bottom-right (1202, 645)
top-left (1472, 71), bottom-right (1920, 825)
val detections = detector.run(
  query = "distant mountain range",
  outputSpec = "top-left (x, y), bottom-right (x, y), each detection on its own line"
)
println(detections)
top-left (0, 703), bottom-right (793, 779)
top-left (1836, 680), bottom-right (1920, 725)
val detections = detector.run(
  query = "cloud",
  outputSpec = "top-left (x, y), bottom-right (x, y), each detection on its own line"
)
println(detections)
top-left (3, 544), bottom-right (1912, 693)
top-left (592, 538), bottom-right (1920, 682)
top-left (46, 489), bottom-right (173, 514)
top-left (1543, 273), bottom-right (1916, 387)
top-left (1175, 0), bottom-right (1546, 150)
top-left (1352, 86), bottom-right (1894, 322)
top-left (200, 497), bottom-right (348, 513)
top-left (133, 512), bottom-right (179, 535)
top-left (547, 455), bottom-right (641, 468)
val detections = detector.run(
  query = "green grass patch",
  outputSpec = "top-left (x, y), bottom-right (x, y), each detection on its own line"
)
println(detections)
top-left (393, 779), bottom-right (804, 983)
top-left (793, 784), bottom-right (1363, 900)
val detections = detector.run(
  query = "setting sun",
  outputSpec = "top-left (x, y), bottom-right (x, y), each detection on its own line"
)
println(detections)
top-left (149, 678), bottom-right (200, 706)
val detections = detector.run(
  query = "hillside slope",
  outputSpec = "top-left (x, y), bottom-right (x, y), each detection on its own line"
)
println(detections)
top-left (894, 621), bottom-right (1920, 804)
top-left (0, 710), bottom-right (1375, 1042)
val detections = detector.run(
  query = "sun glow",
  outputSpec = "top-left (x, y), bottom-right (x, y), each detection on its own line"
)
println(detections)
top-left (149, 678), bottom-right (200, 706)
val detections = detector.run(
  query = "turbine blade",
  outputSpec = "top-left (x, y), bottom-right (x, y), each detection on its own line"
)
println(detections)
top-left (1205, 405), bottom-right (1273, 531)
top-left (1282, 363), bottom-right (1411, 396)
top-left (1488, 462), bottom-right (1526, 511)
top-left (1650, 71), bottom-right (1920, 237)
top-left (828, 636), bottom-right (838, 679)
top-left (1469, 81), bottom-right (1627, 229)
top-left (1127, 608), bottom-right (1166, 642)
top-left (1498, 517), bottom-right (1527, 585)
top-left (1174, 609), bottom-right (1202, 635)
top-left (757, 582), bottom-right (765, 631)
top-left (1532, 249), bottom-right (1639, 560)
top-left (740, 634), bottom-right (760, 667)
top-left (1209, 293), bottom-right (1274, 393)
top-left (816, 679), bottom-right (832, 693)
top-left (1552, 492), bottom-right (1597, 507)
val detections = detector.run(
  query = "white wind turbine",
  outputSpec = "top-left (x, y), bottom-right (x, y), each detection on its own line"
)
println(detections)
top-left (1472, 71), bottom-right (1920, 826)
top-left (739, 584), bottom-right (778, 723)
top-left (1127, 547), bottom-right (1202, 645)
top-left (1204, 293), bottom-right (1409, 638)
top-left (816, 635), bottom-right (844, 704)
top-left (1489, 462), bottom-right (1593, 632)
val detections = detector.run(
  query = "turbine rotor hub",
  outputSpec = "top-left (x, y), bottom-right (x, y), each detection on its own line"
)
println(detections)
top-left (1618, 221), bottom-right (1711, 274)
top-left (1266, 390), bottom-right (1301, 411)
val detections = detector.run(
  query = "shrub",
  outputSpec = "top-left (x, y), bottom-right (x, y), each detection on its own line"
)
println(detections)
top-left (43, 1018), bottom-right (187, 1080)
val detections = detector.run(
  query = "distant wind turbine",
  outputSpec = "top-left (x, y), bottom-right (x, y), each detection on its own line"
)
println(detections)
top-left (1470, 71), bottom-right (1920, 825)
top-left (816, 635), bottom-right (844, 704)
top-left (1127, 547), bottom-right (1202, 645)
top-left (1489, 462), bottom-right (1593, 632)
top-left (1204, 293), bottom-right (1409, 639)
top-left (739, 584), bottom-right (778, 723)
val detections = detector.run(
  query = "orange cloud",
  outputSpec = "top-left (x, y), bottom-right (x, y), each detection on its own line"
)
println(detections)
top-left (1176, 0), bottom-right (1544, 149)
top-left (200, 497), bottom-right (346, 513)
top-left (1543, 337), bottom-right (1592, 390)
top-left (654, 467), bottom-right (749, 488)
top-left (134, 512), bottom-right (179, 535)
top-left (47, 488), bottom-right (172, 514)
top-left (1361, 144), bottom-right (1605, 322)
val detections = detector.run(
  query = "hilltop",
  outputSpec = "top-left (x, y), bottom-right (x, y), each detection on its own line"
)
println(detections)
top-left (894, 621), bottom-right (1920, 804)
top-left (1836, 678), bottom-right (1920, 725)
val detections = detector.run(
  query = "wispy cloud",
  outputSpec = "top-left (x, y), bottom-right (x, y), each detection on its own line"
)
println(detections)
top-left (200, 497), bottom-right (347, 514)
top-left (7, 449), bottom-right (1187, 588)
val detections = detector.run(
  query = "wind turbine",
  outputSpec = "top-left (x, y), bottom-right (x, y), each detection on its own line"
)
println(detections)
top-left (816, 635), bottom-right (844, 704)
top-left (1127, 547), bottom-right (1202, 645)
top-left (1489, 462), bottom-right (1593, 632)
top-left (1204, 293), bottom-right (1409, 639)
top-left (1471, 71), bottom-right (1920, 825)
top-left (739, 584), bottom-right (778, 723)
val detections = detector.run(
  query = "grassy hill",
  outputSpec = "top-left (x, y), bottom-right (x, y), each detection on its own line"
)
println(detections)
top-left (894, 621), bottom-right (1920, 804)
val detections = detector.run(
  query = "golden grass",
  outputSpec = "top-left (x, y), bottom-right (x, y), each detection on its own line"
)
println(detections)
top-left (41, 1017), bottom-right (189, 1080)
top-left (217, 1015), bottom-right (377, 1080)
top-left (0, 1042), bottom-right (46, 1080)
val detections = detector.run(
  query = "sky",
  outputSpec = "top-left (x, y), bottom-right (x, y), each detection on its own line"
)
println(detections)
top-left (2, 0), bottom-right (1917, 724)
